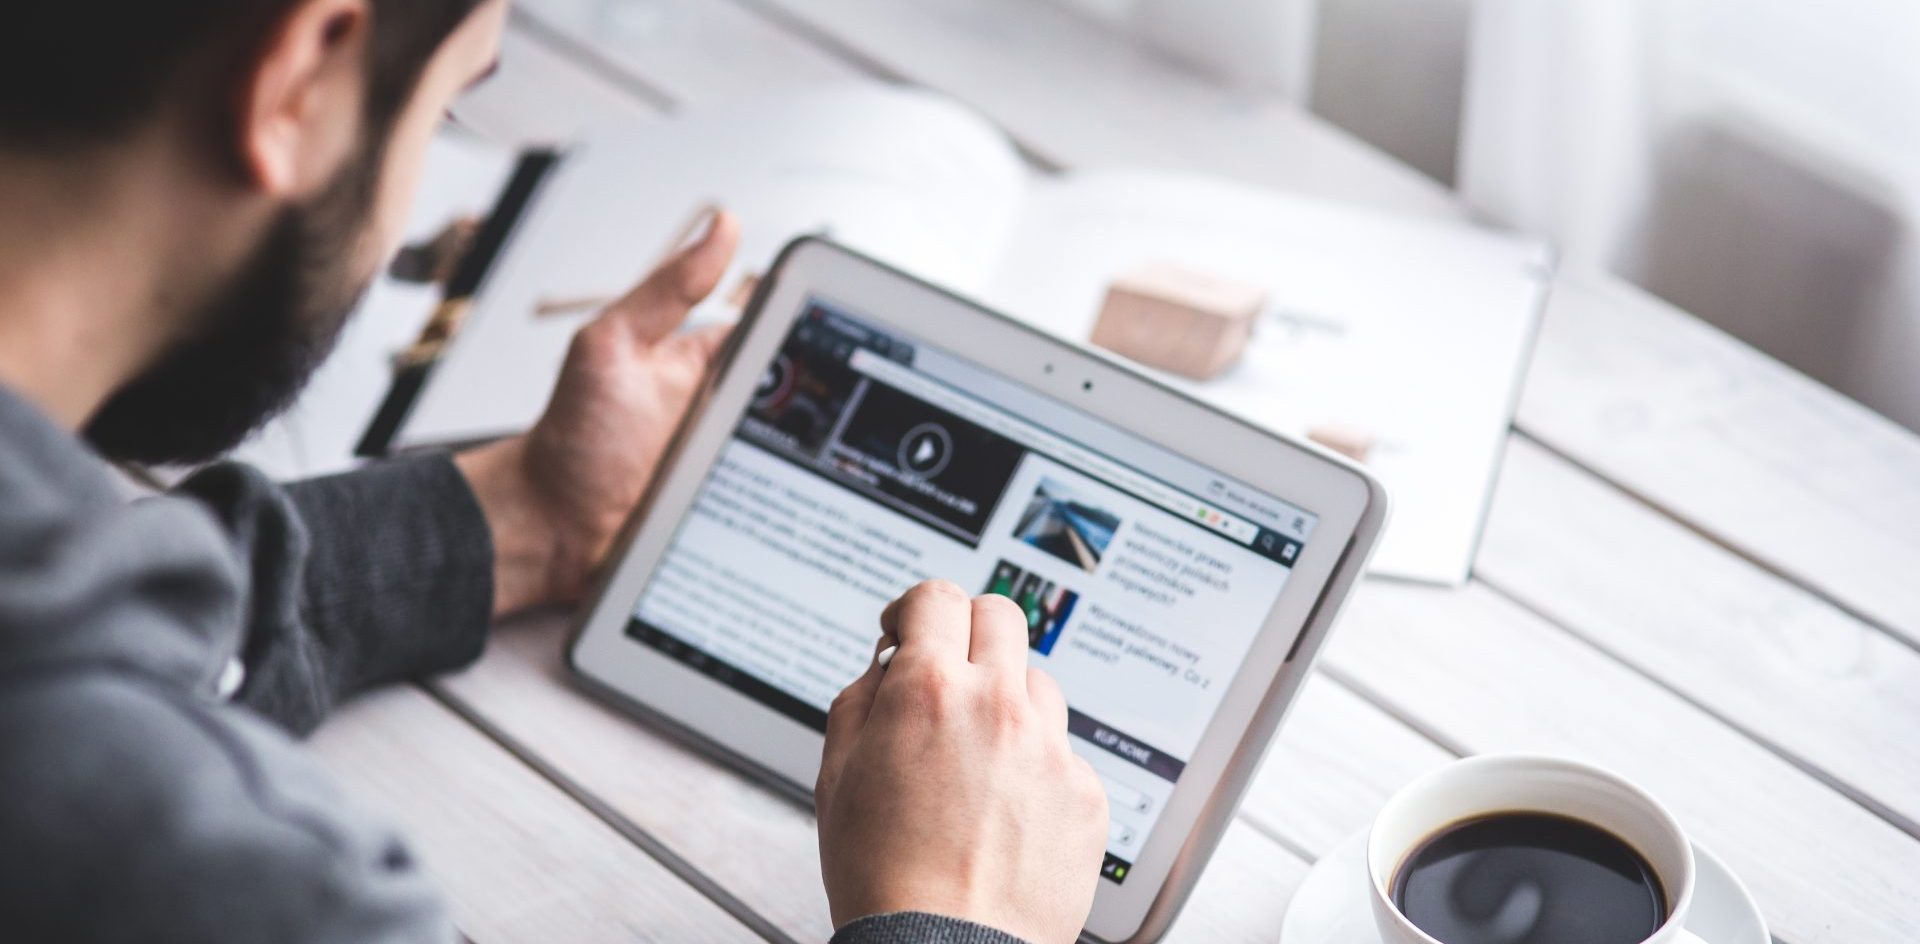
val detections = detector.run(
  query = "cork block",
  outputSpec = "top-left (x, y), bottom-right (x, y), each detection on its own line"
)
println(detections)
top-left (1090, 261), bottom-right (1266, 380)
top-left (1307, 424), bottom-right (1375, 463)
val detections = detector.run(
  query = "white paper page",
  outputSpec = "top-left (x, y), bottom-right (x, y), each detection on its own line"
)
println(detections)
top-left (400, 84), bottom-right (1028, 449)
top-left (986, 171), bottom-right (1552, 584)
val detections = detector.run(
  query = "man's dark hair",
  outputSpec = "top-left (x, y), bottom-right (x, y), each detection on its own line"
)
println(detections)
top-left (0, 1), bottom-right (485, 152)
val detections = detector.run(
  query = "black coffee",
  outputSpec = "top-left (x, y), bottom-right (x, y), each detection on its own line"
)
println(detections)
top-left (1390, 812), bottom-right (1666, 944)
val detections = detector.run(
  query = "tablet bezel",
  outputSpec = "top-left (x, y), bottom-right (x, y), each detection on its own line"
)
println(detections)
top-left (568, 238), bottom-right (1387, 942)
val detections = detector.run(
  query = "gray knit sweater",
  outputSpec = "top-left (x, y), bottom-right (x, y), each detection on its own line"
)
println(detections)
top-left (0, 382), bottom-right (1023, 944)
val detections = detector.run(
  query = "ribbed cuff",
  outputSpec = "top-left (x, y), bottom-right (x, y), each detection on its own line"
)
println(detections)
top-left (829, 912), bottom-right (1033, 944)
top-left (284, 452), bottom-right (494, 695)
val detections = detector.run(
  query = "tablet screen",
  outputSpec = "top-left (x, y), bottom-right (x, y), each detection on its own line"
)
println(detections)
top-left (628, 300), bottom-right (1318, 883)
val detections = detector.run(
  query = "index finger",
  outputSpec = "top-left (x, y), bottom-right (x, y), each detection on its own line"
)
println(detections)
top-left (968, 593), bottom-right (1030, 672)
top-left (880, 580), bottom-right (972, 665)
top-left (599, 208), bottom-right (740, 344)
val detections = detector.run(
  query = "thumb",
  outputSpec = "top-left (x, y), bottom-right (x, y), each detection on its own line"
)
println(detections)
top-left (599, 208), bottom-right (741, 344)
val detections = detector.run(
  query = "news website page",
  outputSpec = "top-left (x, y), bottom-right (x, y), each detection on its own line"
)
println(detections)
top-left (629, 301), bottom-right (1318, 884)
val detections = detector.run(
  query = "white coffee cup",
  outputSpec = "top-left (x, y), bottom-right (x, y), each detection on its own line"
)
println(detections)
top-left (1367, 754), bottom-right (1711, 944)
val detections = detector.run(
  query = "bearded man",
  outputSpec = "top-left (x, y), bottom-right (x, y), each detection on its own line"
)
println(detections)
top-left (0, 3), bottom-right (1106, 942)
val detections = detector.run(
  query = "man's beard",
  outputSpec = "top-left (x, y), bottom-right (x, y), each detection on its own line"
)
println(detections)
top-left (83, 141), bottom-right (383, 466)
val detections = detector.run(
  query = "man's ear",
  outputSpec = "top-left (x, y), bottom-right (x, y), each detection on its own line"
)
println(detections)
top-left (234, 0), bottom-right (372, 197)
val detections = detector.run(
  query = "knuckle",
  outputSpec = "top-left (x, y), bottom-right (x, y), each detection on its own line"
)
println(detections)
top-left (911, 578), bottom-right (967, 602)
top-left (972, 592), bottom-right (1024, 626)
top-left (899, 660), bottom-right (960, 721)
top-left (1026, 666), bottom-right (1063, 699)
top-left (890, 646), bottom-right (933, 678)
top-left (913, 693), bottom-right (954, 728)
top-left (565, 324), bottom-right (599, 357)
top-left (974, 686), bottom-right (1027, 735)
top-left (567, 321), bottom-right (620, 363)
top-left (1071, 761), bottom-right (1109, 815)
top-left (650, 254), bottom-right (701, 299)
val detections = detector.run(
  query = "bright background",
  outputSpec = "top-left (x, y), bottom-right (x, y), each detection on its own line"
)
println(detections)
top-left (1059, 0), bottom-right (1920, 432)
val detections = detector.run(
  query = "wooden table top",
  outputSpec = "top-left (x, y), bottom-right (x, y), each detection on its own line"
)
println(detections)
top-left (309, 3), bottom-right (1920, 942)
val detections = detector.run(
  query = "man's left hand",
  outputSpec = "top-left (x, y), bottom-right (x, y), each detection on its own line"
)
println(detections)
top-left (456, 209), bottom-right (741, 616)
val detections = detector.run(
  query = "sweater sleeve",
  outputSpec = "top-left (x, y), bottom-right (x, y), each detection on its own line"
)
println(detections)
top-left (0, 669), bottom-right (457, 944)
top-left (829, 913), bottom-right (1033, 944)
top-left (175, 454), bottom-right (494, 736)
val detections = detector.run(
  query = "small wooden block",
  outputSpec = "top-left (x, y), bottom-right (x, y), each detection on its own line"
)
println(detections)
top-left (1090, 261), bottom-right (1266, 380)
top-left (1307, 424), bottom-right (1375, 463)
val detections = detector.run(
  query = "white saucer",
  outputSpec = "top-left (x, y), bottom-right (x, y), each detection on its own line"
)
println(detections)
top-left (1279, 829), bottom-right (1768, 944)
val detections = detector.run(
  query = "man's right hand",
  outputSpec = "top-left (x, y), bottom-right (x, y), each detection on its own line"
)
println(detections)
top-left (816, 580), bottom-right (1109, 944)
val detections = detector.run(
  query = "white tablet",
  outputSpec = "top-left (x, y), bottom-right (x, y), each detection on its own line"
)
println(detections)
top-left (569, 238), bottom-right (1388, 943)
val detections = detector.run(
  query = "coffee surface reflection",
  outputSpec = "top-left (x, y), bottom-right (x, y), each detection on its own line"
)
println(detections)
top-left (1389, 812), bottom-right (1666, 944)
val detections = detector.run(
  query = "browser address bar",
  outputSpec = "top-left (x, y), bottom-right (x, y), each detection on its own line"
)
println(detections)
top-left (847, 350), bottom-right (1260, 546)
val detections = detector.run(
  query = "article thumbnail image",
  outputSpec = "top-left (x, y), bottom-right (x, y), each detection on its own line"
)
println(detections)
top-left (984, 560), bottom-right (1080, 656)
top-left (1013, 477), bottom-right (1121, 573)
top-left (743, 314), bottom-right (864, 457)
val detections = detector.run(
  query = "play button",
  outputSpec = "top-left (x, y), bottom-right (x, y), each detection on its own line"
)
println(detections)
top-left (897, 423), bottom-right (954, 478)
top-left (754, 355), bottom-right (793, 410)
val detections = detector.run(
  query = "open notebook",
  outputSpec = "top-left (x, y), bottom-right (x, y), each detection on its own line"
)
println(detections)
top-left (369, 85), bottom-right (1551, 585)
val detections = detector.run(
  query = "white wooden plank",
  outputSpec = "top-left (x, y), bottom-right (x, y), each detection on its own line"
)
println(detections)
top-left (309, 686), bottom-right (757, 943)
top-left (1160, 826), bottom-right (1310, 944)
top-left (1519, 271), bottom-right (1920, 647)
top-left (439, 614), bottom-right (838, 942)
top-left (1244, 674), bottom-right (1456, 857)
top-left (433, 613), bottom-right (1403, 943)
top-left (1324, 580), bottom-right (1920, 944)
top-left (1479, 436), bottom-right (1920, 833)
